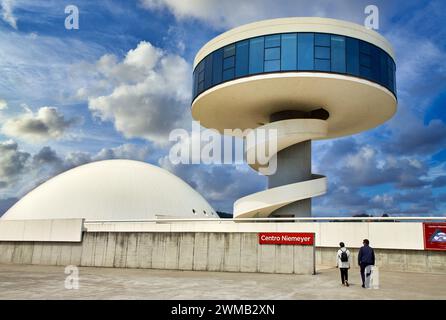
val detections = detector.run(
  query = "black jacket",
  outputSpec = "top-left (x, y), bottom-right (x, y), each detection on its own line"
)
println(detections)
top-left (358, 245), bottom-right (375, 265)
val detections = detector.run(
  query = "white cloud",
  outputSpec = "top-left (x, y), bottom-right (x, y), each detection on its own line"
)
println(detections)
top-left (1, 106), bottom-right (80, 142)
top-left (94, 143), bottom-right (150, 161)
top-left (388, 33), bottom-right (446, 102)
top-left (372, 194), bottom-right (394, 208)
top-left (0, 140), bottom-right (29, 187)
top-left (345, 146), bottom-right (375, 170)
top-left (159, 155), bottom-right (265, 212)
top-left (125, 41), bottom-right (161, 69)
top-left (0, 98), bottom-right (7, 110)
top-left (1, 0), bottom-right (17, 29)
top-left (83, 41), bottom-right (192, 145)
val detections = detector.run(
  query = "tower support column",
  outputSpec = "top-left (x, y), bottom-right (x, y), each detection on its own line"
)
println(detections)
top-left (268, 140), bottom-right (312, 217)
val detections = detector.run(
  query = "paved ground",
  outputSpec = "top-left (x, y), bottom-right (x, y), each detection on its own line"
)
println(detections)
top-left (0, 264), bottom-right (445, 299)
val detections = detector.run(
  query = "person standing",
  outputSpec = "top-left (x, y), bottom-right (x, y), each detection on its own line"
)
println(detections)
top-left (358, 239), bottom-right (375, 288)
top-left (336, 242), bottom-right (351, 286)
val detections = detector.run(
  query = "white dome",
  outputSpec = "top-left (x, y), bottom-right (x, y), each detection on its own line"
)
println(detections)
top-left (2, 160), bottom-right (216, 220)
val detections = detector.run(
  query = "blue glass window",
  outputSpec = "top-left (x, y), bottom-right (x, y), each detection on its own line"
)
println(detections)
top-left (265, 35), bottom-right (280, 48)
top-left (222, 44), bottom-right (235, 82)
top-left (196, 60), bottom-right (204, 72)
top-left (265, 47), bottom-right (280, 60)
top-left (315, 46), bottom-right (330, 59)
top-left (388, 57), bottom-right (393, 86)
top-left (235, 40), bottom-right (249, 77)
top-left (298, 33), bottom-right (314, 70)
top-left (392, 62), bottom-right (396, 93)
top-left (360, 41), bottom-right (371, 55)
top-left (265, 35), bottom-right (280, 72)
top-left (197, 81), bottom-right (204, 93)
top-left (360, 65), bottom-right (371, 79)
top-left (331, 35), bottom-right (346, 73)
top-left (360, 53), bottom-right (371, 68)
top-left (389, 57), bottom-right (396, 93)
top-left (224, 44), bottom-right (235, 58)
top-left (281, 33), bottom-right (297, 71)
top-left (223, 56), bottom-right (235, 69)
top-left (379, 50), bottom-right (388, 87)
top-left (204, 55), bottom-right (213, 89)
top-left (314, 33), bottom-right (330, 72)
top-left (265, 60), bottom-right (280, 72)
top-left (346, 37), bottom-right (359, 76)
top-left (315, 59), bottom-right (330, 71)
top-left (315, 33), bottom-right (331, 46)
top-left (192, 32), bottom-right (396, 100)
top-left (212, 49), bottom-right (223, 85)
top-left (223, 68), bottom-right (235, 81)
top-left (249, 37), bottom-right (264, 74)
top-left (192, 70), bottom-right (197, 97)
top-left (198, 70), bottom-right (204, 82)
top-left (370, 46), bottom-right (381, 83)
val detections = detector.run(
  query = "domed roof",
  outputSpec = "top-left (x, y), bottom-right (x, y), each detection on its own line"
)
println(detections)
top-left (2, 160), bottom-right (216, 221)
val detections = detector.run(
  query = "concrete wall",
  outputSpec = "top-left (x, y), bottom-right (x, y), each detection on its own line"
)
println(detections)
top-left (0, 219), bottom-right (83, 242)
top-left (0, 232), bottom-right (315, 275)
top-left (85, 221), bottom-right (426, 250)
top-left (316, 247), bottom-right (446, 274)
top-left (1, 229), bottom-right (444, 274)
top-left (0, 219), bottom-right (428, 252)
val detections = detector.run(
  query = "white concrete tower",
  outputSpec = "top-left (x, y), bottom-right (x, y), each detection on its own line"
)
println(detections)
top-left (191, 17), bottom-right (397, 218)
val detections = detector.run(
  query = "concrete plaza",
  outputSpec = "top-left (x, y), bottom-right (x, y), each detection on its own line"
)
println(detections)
top-left (0, 264), bottom-right (445, 300)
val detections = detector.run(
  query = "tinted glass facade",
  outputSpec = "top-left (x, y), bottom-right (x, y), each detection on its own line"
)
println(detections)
top-left (193, 32), bottom-right (396, 101)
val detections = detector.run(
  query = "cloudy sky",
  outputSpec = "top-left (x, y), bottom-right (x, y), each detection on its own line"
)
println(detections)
top-left (0, 0), bottom-right (445, 217)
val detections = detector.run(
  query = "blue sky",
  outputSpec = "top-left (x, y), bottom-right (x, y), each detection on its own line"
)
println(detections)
top-left (0, 0), bottom-right (445, 216)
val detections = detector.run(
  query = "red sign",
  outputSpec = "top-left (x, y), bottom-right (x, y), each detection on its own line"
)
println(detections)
top-left (258, 232), bottom-right (314, 245)
top-left (423, 223), bottom-right (446, 251)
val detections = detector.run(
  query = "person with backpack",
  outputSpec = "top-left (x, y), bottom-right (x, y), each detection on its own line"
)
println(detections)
top-left (358, 239), bottom-right (375, 288)
top-left (336, 242), bottom-right (351, 287)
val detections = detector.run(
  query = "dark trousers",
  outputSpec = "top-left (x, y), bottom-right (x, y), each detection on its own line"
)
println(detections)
top-left (360, 263), bottom-right (371, 285)
top-left (340, 268), bottom-right (349, 284)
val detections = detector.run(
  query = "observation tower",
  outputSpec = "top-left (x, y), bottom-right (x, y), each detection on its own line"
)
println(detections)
top-left (191, 17), bottom-right (397, 218)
